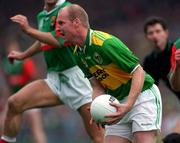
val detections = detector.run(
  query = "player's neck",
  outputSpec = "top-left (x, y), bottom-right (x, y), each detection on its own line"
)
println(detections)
top-left (76, 28), bottom-right (88, 48)
top-left (45, 4), bottom-right (56, 12)
top-left (157, 41), bottom-right (167, 52)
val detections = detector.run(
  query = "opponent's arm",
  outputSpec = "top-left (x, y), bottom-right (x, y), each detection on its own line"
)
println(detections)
top-left (10, 14), bottom-right (61, 47)
top-left (8, 41), bottom-right (41, 62)
top-left (170, 49), bottom-right (180, 91)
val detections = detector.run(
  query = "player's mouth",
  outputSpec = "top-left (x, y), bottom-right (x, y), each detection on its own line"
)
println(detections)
top-left (60, 30), bottom-right (69, 41)
top-left (60, 30), bottom-right (66, 38)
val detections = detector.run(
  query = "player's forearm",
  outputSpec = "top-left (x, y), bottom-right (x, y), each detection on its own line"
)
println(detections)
top-left (126, 66), bottom-right (145, 108)
top-left (170, 65), bottom-right (180, 91)
top-left (22, 41), bottom-right (41, 59)
top-left (26, 27), bottom-right (61, 47)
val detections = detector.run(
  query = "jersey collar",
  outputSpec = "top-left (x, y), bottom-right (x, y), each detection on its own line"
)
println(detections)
top-left (73, 29), bottom-right (93, 54)
top-left (44, 0), bottom-right (66, 15)
top-left (84, 29), bottom-right (93, 52)
top-left (175, 38), bottom-right (180, 48)
top-left (56, 0), bottom-right (66, 6)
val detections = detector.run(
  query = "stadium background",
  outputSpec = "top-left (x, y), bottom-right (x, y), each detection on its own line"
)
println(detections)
top-left (0, 0), bottom-right (180, 142)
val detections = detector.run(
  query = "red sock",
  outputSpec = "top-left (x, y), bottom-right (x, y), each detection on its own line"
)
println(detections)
top-left (0, 139), bottom-right (8, 143)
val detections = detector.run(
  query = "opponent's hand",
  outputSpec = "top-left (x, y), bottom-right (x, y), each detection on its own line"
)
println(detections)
top-left (10, 14), bottom-right (31, 33)
top-left (8, 51), bottom-right (25, 64)
top-left (175, 49), bottom-right (180, 66)
top-left (104, 102), bottom-right (132, 125)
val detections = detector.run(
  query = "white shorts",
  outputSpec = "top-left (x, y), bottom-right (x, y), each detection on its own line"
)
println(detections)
top-left (105, 84), bottom-right (162, 141)
top-left (44, 66), bottom-right (93, 110)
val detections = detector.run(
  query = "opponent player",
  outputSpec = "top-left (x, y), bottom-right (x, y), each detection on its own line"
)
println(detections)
top-left (169, 38), bottom-right (180, 91)
top-left (0, 0), bottom-right (103, 143)
top-left (1, 39), bottom-right (47, 143)
top-left (143, 17), bottom-right (180, 100)
top-left (55, 4), bottom-right (162, 143)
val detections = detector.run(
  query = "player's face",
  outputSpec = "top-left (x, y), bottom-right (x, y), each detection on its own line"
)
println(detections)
top-left (57, 9), bottom-right (77, 43)
top-left (146, 23), bottom-right (168, 49)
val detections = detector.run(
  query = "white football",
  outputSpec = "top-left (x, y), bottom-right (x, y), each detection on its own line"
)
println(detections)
top-left (90, 94), bottom-right (119, 123)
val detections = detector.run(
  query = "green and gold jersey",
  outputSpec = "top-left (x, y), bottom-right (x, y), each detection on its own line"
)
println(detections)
top-left (74, 29), bottom-right (154, 100)
top-left (169, 38), bottom-right (180, 77)
top-left (37, 1), bottom-right (77, 72)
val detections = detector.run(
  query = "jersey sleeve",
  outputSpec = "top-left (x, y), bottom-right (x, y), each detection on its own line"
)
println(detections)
top-left (103, 37), bottom-right (140, 74)
top-left (168, 38), bottom-right (180, 78)
top-left (23, 59), bottom-right (37, 80)
top-left (174, 38), bottom-right (180, 49)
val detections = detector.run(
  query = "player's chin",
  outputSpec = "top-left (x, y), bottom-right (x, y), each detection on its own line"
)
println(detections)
top-left (64, 36), bottom-right (72, 43)
top-left (64, 38), bottom-right (71, 43)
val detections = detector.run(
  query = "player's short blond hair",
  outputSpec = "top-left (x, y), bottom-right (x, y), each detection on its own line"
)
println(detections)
top-left (65, 4), bottom-right (89, 28)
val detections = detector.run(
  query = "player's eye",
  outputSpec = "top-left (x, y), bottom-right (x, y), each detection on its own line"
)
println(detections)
top-left (58, 21), bottom-right (64, 26)
top-left (147, 31), bottom-right (153, 36)
top-left (156, 29), bottom-right (161, 34)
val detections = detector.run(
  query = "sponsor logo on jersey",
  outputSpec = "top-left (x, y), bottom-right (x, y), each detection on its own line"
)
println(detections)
top-left (92, 69), bottom-right (109, 81)
top-left (50, 16), bottom-right (56, 26)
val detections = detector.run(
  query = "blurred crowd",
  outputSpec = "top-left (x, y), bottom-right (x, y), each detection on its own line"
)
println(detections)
top-left (0, 0), bottom-right (180, 143)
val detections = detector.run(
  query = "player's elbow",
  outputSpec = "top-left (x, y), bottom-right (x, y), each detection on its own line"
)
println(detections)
top-left (134, 65), bottom-right (145, 81)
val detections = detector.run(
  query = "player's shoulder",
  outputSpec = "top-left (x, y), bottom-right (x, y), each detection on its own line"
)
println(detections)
top-left (174, 38), bottom-right (180, 49)
top-left (93, 30), bottom-right (112, 39)
top-left (91, 30), bottom-right (110, 46)
top-left (37, 10), bottom-right (46, 18)
top-left (92, 30), bottom-right (112, 41)
top-left (91, 30), bottom-right (114, 46)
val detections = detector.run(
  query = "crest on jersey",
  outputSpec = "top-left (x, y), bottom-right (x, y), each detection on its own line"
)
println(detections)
top-left (51, 16), bottom-right (56, 26)
top-left (93, 52), bottom-right (103, 64)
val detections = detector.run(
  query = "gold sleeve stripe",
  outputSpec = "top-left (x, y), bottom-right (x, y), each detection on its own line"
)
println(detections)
top-left (92, 35), bottom-right (104, 46)
top-left (94, 31), bottom-right (111, 40)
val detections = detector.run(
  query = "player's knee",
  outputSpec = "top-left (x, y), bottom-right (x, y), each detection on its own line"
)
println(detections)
top-left (7, 95), bottom-right (23, 114)
top-left (134, 131), bottom-right (157, 143)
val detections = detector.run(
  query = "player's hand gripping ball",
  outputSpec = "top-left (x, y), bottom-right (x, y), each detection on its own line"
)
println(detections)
top-left (90, 94), bottom-right (119, 123)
